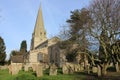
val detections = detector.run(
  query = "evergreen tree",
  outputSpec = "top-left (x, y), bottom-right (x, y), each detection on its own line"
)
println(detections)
top-left (0, 36), bottom-right (6, 65)
top-left (20, 40), bottom-right (27, 54)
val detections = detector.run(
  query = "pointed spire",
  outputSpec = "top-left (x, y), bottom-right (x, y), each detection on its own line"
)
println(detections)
top-left (31, 3), bottom-right (47, 49)
top-left (34, 4), bottom-right (45, 35)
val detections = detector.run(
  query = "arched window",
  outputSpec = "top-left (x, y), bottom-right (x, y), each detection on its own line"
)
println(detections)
top-left (37, 53), bottom-right (43, 62)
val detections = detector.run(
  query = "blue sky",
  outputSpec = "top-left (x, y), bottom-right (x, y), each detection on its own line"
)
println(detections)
top-left (0, 0), bottom-right (90, 59)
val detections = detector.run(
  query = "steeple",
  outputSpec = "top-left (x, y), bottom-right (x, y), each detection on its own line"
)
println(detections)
top-left (31, 4), bottom-right (47, 50)
top-left (34, 5), bottom-right (45, 35)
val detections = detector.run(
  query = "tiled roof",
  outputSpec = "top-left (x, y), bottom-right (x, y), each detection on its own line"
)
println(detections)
top-left (11, 55), bottom-right (24, 63)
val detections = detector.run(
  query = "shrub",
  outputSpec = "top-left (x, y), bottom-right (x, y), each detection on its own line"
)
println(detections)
top-left (28, 67), bottom-right (33, 72)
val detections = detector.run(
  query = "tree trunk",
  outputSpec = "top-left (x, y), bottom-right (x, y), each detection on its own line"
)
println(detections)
top-left (84, 55), bottom-right (87, 70)
top-left (101, 63), bottom-right (108, 76)
top-left (87, 64), bottom-right (90, 74)
top-left (115, 62), bottom-right (119, 72)
top-left (97, 65), bottom-right (102, 76)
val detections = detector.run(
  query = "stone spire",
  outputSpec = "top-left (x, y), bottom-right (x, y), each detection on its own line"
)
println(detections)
top-left (31, 4), bottom-right (47, 50)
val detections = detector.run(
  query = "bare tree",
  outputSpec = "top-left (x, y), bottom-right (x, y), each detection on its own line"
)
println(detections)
top-left (88, 0), bottom-right (120, 76)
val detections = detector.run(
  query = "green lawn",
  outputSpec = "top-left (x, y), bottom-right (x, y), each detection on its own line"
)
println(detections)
top-left (0, 69), bottom-right (119, 80)
top-left (0, 69), bottom-right (87, 80)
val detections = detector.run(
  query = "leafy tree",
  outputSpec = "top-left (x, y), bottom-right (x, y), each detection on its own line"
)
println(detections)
top-left (0, 36), bottom-right (6, 65)
top-left (20, 40), bottom-right (27, 54)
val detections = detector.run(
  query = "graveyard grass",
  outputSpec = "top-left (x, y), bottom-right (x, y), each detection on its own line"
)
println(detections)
top-left (0, 69), bottom-right (87, 80)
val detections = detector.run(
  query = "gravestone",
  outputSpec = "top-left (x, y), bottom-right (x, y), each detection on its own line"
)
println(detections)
top-left (8, 65), bottom-right (12, 74)
top-left (24, 65), bottom-right (29, 71)
top-left (36, 63), bottom-right (43, 77)
top-left (49, 64), bottom-right (57, 75)
top-left (92, 67), bottom-right (98, 73)
top-left (17, 63), bottom-right (22, 71)
top-left (68, 66), bottom-right (74, 74)
top-left (62, 63), bottom-right (69, 74)
top-left (74, 64), bottom-right (81, 72)
top-left (74, 64), bottom-right (78, 72)
top-left (32, 64), bottom-right (37, 71)
top-left (11, 63), bottom-right (19, 75)
top-left (62, 63), bottom-right (74, 74)
top-left (80, 65), bottom-right (84, 71)
top-left (24, 64), bottom-right (31, 71)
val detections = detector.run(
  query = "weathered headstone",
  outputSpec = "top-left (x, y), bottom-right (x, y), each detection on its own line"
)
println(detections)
top-left (24, 64), bottom-right (30, 71)
top-left (62, 64), bottom-right (68, 74)
top-left (68, 63), bottom-right (74, 72)
top-left (24, 65), bottom-right (28, 71)
top-left (8, 63), bottom-right (23, 75)
top-left (92, 67), bottom-right (98, 73)
top-left (62, 63), bottom-right (75, 74)
top-left (74, 64), bottom-right (78, 72)
top-left (80, 65), bottom-right (84, 71)
top-left (32, 64), bottom-right (36, 72)
top-left (36, 63), bottom-right (43, 77)
top-left (68, 66), bottom-right (74, 74)
top-left (17, 63), bottom-right (22, 71)
top-left (74, 64), bottom-right (81, 72)
top-left (8, 65), bottom-right (12, 74)
top-left (62, 63), bottom-right (69, 74)
top-left (49, 64), bottom-right (57, 75)
top-left (11, 63), bottom-right (19, 75)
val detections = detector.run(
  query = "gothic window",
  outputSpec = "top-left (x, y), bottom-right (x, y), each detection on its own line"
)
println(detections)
top-left (37, 53), bottom-right (43, 62)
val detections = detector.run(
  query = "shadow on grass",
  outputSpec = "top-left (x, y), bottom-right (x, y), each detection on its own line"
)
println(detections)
top-left (57, 68), bottom-right (63, 75)
top-left (75, 71), bottom-right (97, 76)
top-left (74, 71), bottom-right (120, 80)
top-left (43, 68), bottom-right (49, 75)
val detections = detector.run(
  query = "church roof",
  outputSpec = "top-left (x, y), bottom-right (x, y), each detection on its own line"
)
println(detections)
top-left (11, 55), bottom-right (24, 63)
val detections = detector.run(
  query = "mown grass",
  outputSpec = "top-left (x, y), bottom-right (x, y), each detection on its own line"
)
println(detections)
top-left (0, 69), bottom-right (119, 80)
top-left (0, 69), bottom-right (86, 80)
top-left (0, 69), bottom-right (16, 80)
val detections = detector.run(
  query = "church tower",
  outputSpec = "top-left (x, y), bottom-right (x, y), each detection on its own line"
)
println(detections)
top-left (31, 5), bottom-right (47, 50)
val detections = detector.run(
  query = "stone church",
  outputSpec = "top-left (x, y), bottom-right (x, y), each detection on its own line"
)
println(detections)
top-left (9, 5), bottom-right (89, 75)
top-left (28, 5), bottom-right (65, 67)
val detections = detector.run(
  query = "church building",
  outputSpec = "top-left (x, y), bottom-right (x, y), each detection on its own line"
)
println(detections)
top-left (28, 5), bottom-right (65, 67)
